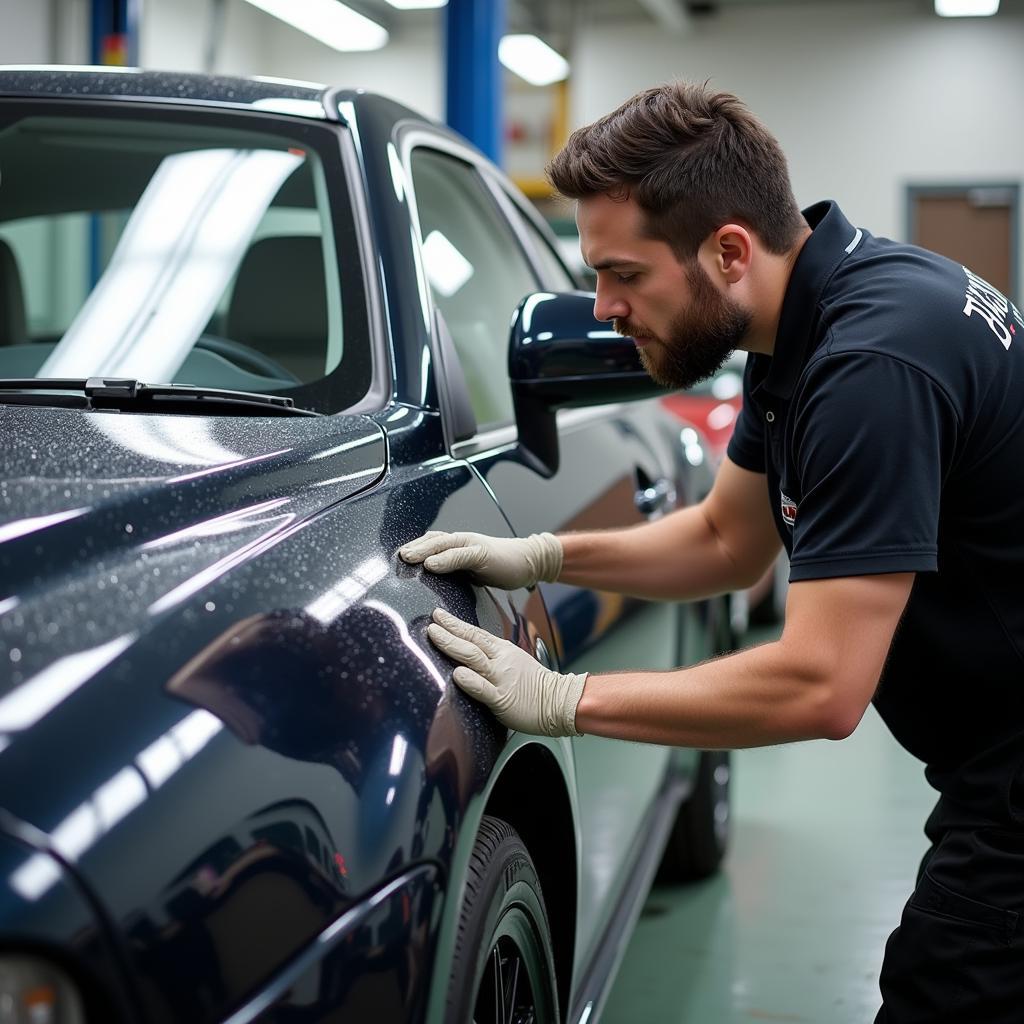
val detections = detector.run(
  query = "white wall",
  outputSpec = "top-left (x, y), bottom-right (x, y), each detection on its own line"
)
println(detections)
top-left (262, 17), bottom-right (443, 119)
top-left (139, 0), bottom-right (269, 77)
top-left (571, 1), bottom-right (1024, 297)
top-left (52, 0), bottom-right (90, 65)
top-left (0, 0), bottom-right (53, 64)
top-left (0, 0), bottom-right (91, 65)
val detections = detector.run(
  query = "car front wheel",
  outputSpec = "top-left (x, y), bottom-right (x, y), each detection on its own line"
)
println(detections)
top-left (446, 815), bottom-right (560, 1024)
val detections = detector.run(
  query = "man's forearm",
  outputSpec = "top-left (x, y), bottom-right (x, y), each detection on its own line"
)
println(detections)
top-left (555, 503), bottom-right (755, 602)
top-left (431, 576), bottom-right (906, 745)
top-left (573, 637), bottom-right (857, 749)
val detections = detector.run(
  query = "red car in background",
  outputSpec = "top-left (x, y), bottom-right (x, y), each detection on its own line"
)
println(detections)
top-left (660, 352), bottom-right (788, 628)
top-left (660, 351), bottom-right (745, 463)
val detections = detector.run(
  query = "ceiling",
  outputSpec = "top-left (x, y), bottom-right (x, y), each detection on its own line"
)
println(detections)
top-left (355, 0), bottom-right (1021, 41)
top-left (540, 0), bottom-right (1021, 32)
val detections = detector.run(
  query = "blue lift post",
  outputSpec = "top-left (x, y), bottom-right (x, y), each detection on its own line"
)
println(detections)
top-left (90, 0), bottom-right (139, 70)
top-left (445, 0), bottom-right (506, 166)
top-left (89, 0), bottom-right (139, 283)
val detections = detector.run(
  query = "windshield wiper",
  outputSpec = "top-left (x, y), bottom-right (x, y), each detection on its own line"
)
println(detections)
top-left (0, 378), bottom-right (320, 417)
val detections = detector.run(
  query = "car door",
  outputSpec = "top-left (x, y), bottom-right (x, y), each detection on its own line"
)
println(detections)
top-left (405, 139), bottom-right (683, 976)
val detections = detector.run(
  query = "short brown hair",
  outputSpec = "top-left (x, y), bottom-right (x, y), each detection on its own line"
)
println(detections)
top-left (547, 81), bottom-right (805, 259)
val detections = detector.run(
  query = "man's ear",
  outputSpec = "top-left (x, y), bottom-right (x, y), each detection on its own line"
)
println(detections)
top-left (708, 223), bottom-right (752, 284)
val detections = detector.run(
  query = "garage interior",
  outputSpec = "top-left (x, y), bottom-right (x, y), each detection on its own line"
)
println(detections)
top-left (1, 0), bottom-right (1022, 1021)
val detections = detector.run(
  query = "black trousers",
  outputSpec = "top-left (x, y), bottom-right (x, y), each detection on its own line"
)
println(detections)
top-left (874, 823), bottom-right (1024, 1023)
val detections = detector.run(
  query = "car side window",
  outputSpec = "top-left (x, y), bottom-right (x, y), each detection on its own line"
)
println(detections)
top-left (410, 149), bottom-right (540, 430)
top-left (501, 197), bottom-right (580, 292)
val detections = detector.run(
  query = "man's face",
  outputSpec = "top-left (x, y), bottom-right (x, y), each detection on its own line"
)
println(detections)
top-left (577, 193), bottom-right (753, 389)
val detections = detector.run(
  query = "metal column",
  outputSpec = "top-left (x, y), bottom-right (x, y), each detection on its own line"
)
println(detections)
top-left (445, 0), bottom-right (505, 165)
top-left (89, 0), bottom-right (140, 283)
top-left (90, 0), bottom-right (140, 67)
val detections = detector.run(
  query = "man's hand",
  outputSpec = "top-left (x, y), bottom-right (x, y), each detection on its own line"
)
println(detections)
top-left (426, 609), bottom-right (586, 737)
top-left (399, 531), bottom-right (562, 590)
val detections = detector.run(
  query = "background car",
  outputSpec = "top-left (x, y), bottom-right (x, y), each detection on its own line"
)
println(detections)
top-left (0, 68), bottom-right (734, 1024)
top-left (660, 353), bottom-right (788, 629)
top-left (660, 350), bottom-right (745, 464)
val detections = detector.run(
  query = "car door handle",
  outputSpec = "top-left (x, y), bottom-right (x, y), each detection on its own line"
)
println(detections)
top-left (634, 477), bottom-right (675, 517)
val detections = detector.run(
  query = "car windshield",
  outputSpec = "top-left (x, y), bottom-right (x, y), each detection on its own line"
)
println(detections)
top-left (0, 110), bottom-right (349, 397)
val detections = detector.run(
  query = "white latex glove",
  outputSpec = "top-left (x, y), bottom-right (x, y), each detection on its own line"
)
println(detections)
top-left (398, 530), bottom-right (562, 590)
top-left (426, 608), bottom-right (586, 737)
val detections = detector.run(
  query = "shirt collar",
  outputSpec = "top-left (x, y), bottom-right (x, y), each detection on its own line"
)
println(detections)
top-left (762, 200), bottom-right (863, 401)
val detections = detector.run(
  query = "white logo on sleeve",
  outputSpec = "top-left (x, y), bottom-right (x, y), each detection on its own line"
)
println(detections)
top-left (961, 267), bottom-right (1022, 350)
top-left (780, 491), bottom-right (798, 527)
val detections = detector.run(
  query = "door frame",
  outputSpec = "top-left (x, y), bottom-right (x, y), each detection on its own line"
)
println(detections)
top-left (905, 182), bottom-right (1021, 298)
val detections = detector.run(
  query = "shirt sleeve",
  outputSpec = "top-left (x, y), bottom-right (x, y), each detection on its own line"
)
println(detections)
top-left (788, 351), bottom-right (959, 582)
top-left (725, 362), bottom-right (766, 473)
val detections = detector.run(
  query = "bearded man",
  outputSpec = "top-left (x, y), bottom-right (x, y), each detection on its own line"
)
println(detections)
top-left (399, 81), bottom-right (1024, 1023)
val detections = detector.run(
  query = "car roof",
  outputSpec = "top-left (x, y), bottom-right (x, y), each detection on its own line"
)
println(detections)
top-left (0, 65), bottom-right (436, 130)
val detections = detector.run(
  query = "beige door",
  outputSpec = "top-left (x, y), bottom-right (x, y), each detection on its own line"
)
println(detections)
top-left (911, 186), bottom-right (1016, 295)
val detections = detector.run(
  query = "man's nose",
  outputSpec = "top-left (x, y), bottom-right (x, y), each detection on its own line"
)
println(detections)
top-left (593, 285), bottom-right (629, 323)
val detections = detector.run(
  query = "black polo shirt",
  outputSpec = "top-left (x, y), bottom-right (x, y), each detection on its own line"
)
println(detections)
top-left (727, 201), bottom-right (1024, 829)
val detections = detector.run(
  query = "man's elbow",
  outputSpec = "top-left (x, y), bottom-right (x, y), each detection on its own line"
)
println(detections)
top-left (802, 679), bottom-right (872, 741)
top-left (774, 630), bottom-right (878, 742)
top-left (787, 659), bottom-right (872, 742)
top-left (816, 700), bottom-right (866, 741)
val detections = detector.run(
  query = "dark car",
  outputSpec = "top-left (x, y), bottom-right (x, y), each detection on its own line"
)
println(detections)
top-left (0, 68), bottom-right (734, 1024)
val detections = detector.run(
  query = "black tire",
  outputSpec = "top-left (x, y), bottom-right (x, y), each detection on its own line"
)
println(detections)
top-left (657, 749), bottom-right (731, 882)
top-left (446, 815), bottom-right (560, 1024)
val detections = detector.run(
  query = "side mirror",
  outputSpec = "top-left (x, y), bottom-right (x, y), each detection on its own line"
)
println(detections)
top-left (508, 291), bottom-right (666, 475)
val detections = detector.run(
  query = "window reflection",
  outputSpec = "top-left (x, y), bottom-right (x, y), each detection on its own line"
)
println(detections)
top-left (41, 149), bottom-right (303, 382)
top-left (421, 230), bottom-right (474, 298)
top-left (0, 115), bottom-right (346, 393)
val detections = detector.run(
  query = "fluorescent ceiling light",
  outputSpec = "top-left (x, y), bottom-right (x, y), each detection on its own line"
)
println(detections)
top-left (499, 34), bottom-right (569, 86)
top-left (242, 0), bottom-right (388, 51)
top-left (935, 0), bottom-right (999, 15)
top-left (385, 0), bottom-right (447, 7)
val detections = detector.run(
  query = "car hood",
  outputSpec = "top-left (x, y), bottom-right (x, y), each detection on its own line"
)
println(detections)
top-left (0, 404), bottom-right (386, 701)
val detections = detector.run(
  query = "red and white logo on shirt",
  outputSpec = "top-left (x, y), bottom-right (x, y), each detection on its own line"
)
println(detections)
top-left (780, 491), bottom-right (798, 527)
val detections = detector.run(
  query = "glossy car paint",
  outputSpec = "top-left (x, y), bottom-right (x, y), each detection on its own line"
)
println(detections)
top-left (508, 291), bottom-right (656, 388)
top-left (0, 403), bottom-right (529, 1022)
top-left (0, 826), bottom-right (135, 1019)
top-left (0, 68), bottom-right (722, 1024)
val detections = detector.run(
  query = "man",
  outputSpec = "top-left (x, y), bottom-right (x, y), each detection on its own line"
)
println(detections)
top-left (399, 82), bottom-right (1024, 1022)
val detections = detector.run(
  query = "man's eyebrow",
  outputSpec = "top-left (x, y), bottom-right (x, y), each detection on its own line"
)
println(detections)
top-left (586, 257), bottom-right (644, 271)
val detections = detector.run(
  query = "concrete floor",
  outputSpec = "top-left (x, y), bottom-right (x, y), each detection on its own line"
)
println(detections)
top-left (603, 633), bottom-right (937, 1023)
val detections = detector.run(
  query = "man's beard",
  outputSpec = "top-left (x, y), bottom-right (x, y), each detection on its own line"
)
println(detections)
top-left (615, 262), bottom-right (752, 390)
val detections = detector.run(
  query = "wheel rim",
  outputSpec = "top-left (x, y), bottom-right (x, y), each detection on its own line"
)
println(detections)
top-left (472, 905), bottom-right (554, 1024)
